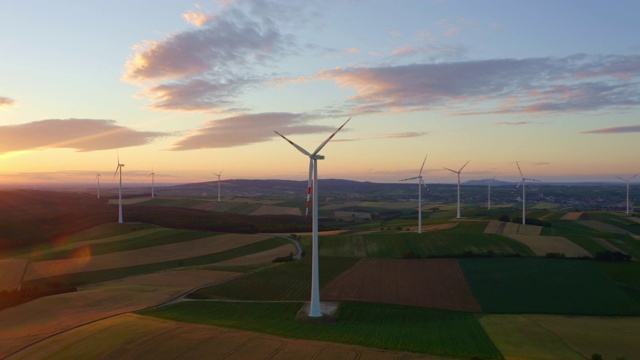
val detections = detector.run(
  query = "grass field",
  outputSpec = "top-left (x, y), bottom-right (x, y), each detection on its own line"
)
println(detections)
top-left (319, 221), bottom-right (536, 258)
top-left (479, 314), bottom-right (585, 360)
top-left (582, 212), bottom-right (640, 235)
top-left (460, 258), bottom-right (640, 315)
top-left (139, 301), bottom-right (503, 359)
top-left (188, 256), bottom-right (359, 301)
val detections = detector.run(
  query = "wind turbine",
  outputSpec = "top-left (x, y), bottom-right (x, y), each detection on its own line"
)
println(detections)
top-left (95, 173), bottom-right (101, 199)
top-left (401, 155), bottom-right (428, 233)
top-left (487, 176), bottom-right (496, 210)
top-left (213, 171), bottom-right (223, 202)
top-left (444, 160), bottom-right (470, 219)
top-left (113, 153), bottom-right (124, 224)
top-left (616, 174), bottom-right (638, 215)
top-left (516, 161), bottom-right (539, 225)
top-left (149, 169), bottom-right (155, 198)
top-left (274, 117), bottom-right (351, 318)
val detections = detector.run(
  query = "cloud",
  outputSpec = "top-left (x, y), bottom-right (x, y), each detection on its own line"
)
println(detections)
top-left (0, 96), bottom-right (16, 108)
top-left (345, 48), bottom-right (360, 54)
top-left (315, 54), bottom-right (640, 115)
top-left (123, 1), bottom-right (305, 112)
top-left (379, 132), bottom-right (428, 138)
top-left (495, 121), bottom-right (528, 126)
top-left (581, 125), bottom-right (640, 134)
top-left (0, 119), bottom-right (166, 154)
top-left (170, 113), bottom-right (338, 150)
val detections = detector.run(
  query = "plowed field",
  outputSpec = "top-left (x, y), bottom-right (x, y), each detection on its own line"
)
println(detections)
top-left (0, 259), bottom-right (28, 291)
top-left (321, 258), bottom-right (482, 312)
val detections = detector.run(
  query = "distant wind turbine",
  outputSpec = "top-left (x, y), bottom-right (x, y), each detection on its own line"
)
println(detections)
top-left (516, 161), bottom-right (539, 225)
top-left (149, 169), bottom-right (155, 198)
top-left (401, 155), bottom-right (428, 234)
top-left (616, 174), bottom-right (638, 215)
top-left (95, 173), bottom-right (101, 199)
top-left (113, 153), bottom-right (124, 224)
top-left (487, 176), bottom-right (496, 210)
top-left (213, 170), bottom-right (223, 202)
top-left (274, 117), bottom-right (351, 318)
top-left (444, 160), bottom-right (470, 219)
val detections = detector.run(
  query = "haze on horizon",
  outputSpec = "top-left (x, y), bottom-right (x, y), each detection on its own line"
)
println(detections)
top-left (1, 0), bottom-right (639, 187)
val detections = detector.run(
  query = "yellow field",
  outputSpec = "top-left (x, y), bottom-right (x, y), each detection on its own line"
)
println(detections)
top-left (528, 315), bottom-right (640, 360)
top-left (506, 234), bottom-right (591, 257)
top-left (560, 212), bottom-right (583, 220)
top-left (483, 221), bottom-right (542, 235)
top-left (25, 233), bottom-right (271, 280)
top-left (0, 269), bottom-right (240, 358)
top-left (0, 259), bottom-right (28, 291)
top-left (9, 313), bottom-right (444, 360)
top-left (250, 205), bottom-right (301, 216)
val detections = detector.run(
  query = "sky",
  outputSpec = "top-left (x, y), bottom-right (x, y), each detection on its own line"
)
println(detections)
top-left (1, 0), bottom-right (640, 187)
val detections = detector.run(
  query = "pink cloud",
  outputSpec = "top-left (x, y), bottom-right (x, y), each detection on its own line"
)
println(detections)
top-left (581, 125), bottom-right (640, 134)
top-left (170, 113), bottom-right (338, 150)
top-left (0, 119), bottom-right (166, 153)
top-left (345, 48), bottom-right (360, 54)
top-left (0, 96), bottom-right (15, 108)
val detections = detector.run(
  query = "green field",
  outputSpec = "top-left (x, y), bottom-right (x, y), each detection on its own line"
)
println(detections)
top-left (188, 256), bottom-right (358, 301)
top-left (583, 212), bottom-right (640, 235)
top-left (139, 301), bottom-right (503, 359)
top-left (319, 221), bottom-right (536, 258)
top-left (460, 258), bottom-right (640, 315)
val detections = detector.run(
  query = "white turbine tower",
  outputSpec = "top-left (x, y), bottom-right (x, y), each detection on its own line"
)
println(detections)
top-left (401, 155), bottom-right (428, 234)
top-left (213, 170), bottom-right (223, 202)
top-left (616, 174), bottom-right (638, 215)
top-left (95, 173), bottom-right (101, 199)
top-left (149, 170), bottom-right (155, 198)
top-left (487, 176), bottom-right (496, 210)
top-left (444, 161), bottom-right (470, 219)
top-left (516, 161), bottom-right (539, 225)
top-left (113, 154), bottom-right (124, 224)
top-left (274, 117), bottom-right (351, 318)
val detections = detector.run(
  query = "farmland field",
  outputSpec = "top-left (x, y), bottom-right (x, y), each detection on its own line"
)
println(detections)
top-left (460, 258), bottom-right (640, 315)
top-left (528, 315), bottom-right (640, 360)
top-left (0, 269), bottom-right (240, 358)
top-left (10, 313), bottom-right (446, 360)
top-left (504, 234), bottom-right (591, 257)
top-left (0, 259), bottom-right (28, 292)
top-left (25, 233), bottom-right (273, 280)
top-left (188, 256), bottom-right (358, 301)
top-left (140, 301), bottom-right (503, 359)
top-left (321, 258), bottom-right (481, 312)
top-left (319, 222), bottom-right (536, 258)
top-left (479, 314), bottom-right (584, 360)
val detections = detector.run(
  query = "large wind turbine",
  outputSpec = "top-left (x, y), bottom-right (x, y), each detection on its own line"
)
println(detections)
top-left (444, 160), bottom-right (470, 219)
top-left (95, 173), bottom-right (101, 199)
top-left (401, 155), bottom-right (428, 234)
top-left (487, 176), bottom-right (496, 210)
top-left (516, 161), bottom-right (539, 225)
top-left (274, 117), bottom-right (351, 318)
top-left (616, 174), bottom-right (638, 214)
top-left (113, 154), bottom-right (124, 224)
top-left (149, 170), bottom-right (155, 198)
top-left (213, 171), bottom-right (223, 202)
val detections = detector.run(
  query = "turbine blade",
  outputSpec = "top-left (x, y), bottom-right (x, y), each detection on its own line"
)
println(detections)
top-left (616, 176), bottom-right (627, 182)
top-left (516, 161), bottom-right (524, 179)
top-left (443, 167), bottom-right (457, 173)
top-left (274, 131), bottom-right (312, 156)
top-left (631, 173), bottom-right (639, 181)
top-left (458, 160), bottom-right (470, 172)
top-left (419, 154), bottom-right (428, 176)
top-left (312, 117), bottom-right (351, 156)
top-left (113, 166), bottom-right (119, 179)
top-left (400, 176), bottom-right (420, 181)
top-left (305, 159), bottom-right (313, 221)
